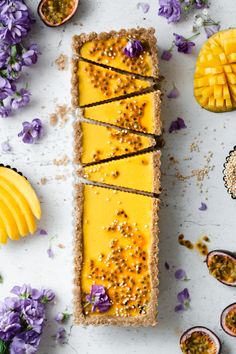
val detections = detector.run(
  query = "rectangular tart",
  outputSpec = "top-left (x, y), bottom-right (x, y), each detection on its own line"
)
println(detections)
top-left (72, 27), bottom-right (159, 78)
top-left (74, 120), bottom-right (156, 165)
top-left (80, 151), bottom-right (161, 196)
top-left (74, 184), bottom-right (159, 326)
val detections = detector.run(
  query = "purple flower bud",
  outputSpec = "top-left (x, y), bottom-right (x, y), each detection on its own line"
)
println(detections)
top-left (86, 285), bottom-right (111, 313)
top-left (18, 118), bottom-right (44, 144)
top-left (22, 44), bottom-right (40, 66)
top-left (123, 39), bottom-right (144, 58)
top-left (55, 311), bottom-right (71, 324)
top-left (11, 88), bottom-right (31, 110)
top-left (40, 289), bottom-right (55, 303)
top-left (173, 33), bottom-right (196, 54)
top-left (158, 0), bottom-right (181, 23)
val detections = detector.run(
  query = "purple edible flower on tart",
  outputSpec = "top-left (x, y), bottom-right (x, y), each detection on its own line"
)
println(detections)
top-left (169, 117), bottom-right (186, 133)
top-left (199, 202), bottom-right (207, 211)
top-left (137, 2), bottom-right (150, 13)
top-left (123, 39), bottom-right (143, 58)
top-left (158, 0), bottom-right (181, 23)
top-left (86, 285), bottom-right (111, 313)
top-left (173, 33), bottom-right (196, 54)
top-left (175, 269), bottom-right (187, 280)
top-left (18, 118), bottom-right (43, 144)
top-left (161, 49), bottom-right (172, 61)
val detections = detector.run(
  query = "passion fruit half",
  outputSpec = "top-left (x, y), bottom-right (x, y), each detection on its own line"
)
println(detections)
top-left (180, 326), bottom-right (221, 354)
top-left (221, 303), bottom-right (236, 337)
top-left (38, 0), bottom-right (79, 27)
top-left (206, 250), bottom-right (236, 286)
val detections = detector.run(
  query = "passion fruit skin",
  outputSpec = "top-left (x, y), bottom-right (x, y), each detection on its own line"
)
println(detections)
top-left (206, 250), bottom-right (236, 287)
top-left (180, 326), bottom-right (221, 354)
top-left (37, 0), bottom-right (79, 27)
top-left (221, 303), bottom-right (236, 337)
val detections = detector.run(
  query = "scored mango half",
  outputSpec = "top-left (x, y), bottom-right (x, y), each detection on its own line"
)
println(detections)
top-left (0, 167), bottom-right (41, 244)
top-left (194, 29), bottom-right (236, 112)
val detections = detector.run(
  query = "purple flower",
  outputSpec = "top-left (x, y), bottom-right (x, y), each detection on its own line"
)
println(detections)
top-left (53, 327), bottom-right (67, 344)
top-left (0, 307), bottom-right (21, 342)
top-left (0, 42), bottom-right (10, 68)
top-left (22, 44), bottom-right (40, 66)
top-left (18, 118), bottom-right (44, 144)
top-left (173, 33), bottom-right (196, 54)
top-left (10, 330), bottom-right (40, 354)
top-left (204, 23), bottom-right (220, 38)
top-left (55, 311), bottom-right (71, 324)
top-left (21, 299), bottom-right (45, 334)
top-left (175, 269), bottom-right (187, 280)
top-left (175, 303), bottom-right (185, 312)
top-left (86, 285), bottom-right (111, 313)
top-left (11, 88), bottom-right (30, 110)
top-left (123, 39), bottom-right (143, 58)
top-left (161, 49), bottom-right (172, 61)
top-left (38, 229), bottom-right (48, 236)
top-left (1, 140), bottom-right (11, 152)
top-left (137, 2), bottom-right (150, 13)
top-left (47, 247), bottom-right (54, 259)
top-left (11, 284), bottom-right (33, 299)
top-left (0, 77), bottom-right (14, 100)
top-left (199, 202), bottom-right (207, 211)
top-left (0, 104), bottom-right (11, 118)
top-left (177, 288), bottom-right (190, 304)
top-left (167, 85), bottom-right (179, 99)
top-left (195, 0), bottom-right (208, 9)
top-left (169, 117), bottom-right (186, 133)
top-left (40, 289), bottom-right (55, 304)
top-left (158, 0), bottom-right (181, 23)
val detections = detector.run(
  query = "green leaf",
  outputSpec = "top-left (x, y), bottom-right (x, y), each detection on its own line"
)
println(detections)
top-left (0, 340), bottom-right (8, 354)
top-left (10, 45), bottom-right (17, 59)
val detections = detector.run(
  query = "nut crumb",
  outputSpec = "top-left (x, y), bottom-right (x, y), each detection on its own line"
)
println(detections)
top-left (40, 177), bottom-right (47, 185)
top-left (55, 54), bottom-right (68, 71)
top-left (53, 155), bottom-right (69, 166)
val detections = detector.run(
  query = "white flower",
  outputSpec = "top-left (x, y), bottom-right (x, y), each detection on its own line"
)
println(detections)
top-left (196, 17), bottom-right (204, 26)
top-left (202, 8), bottom-right (209, 16)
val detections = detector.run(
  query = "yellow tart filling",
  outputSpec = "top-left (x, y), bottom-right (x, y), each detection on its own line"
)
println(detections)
top-left (81, 184), bottom-right (158, 317)
top-left (82, 151), bottom-right (161, 194)
top-left (194, 28), bottom-right (236, 112)
top-left (0, 167), bottom-right (41, 243)
top-left (83, 92), bottom-right (161, 134)
top-left (79, 121), bottom-right (155, 164)
top-left (78, 61), bottom-right (150, 106)
top-left (79, 35), bottom-right (155, 77)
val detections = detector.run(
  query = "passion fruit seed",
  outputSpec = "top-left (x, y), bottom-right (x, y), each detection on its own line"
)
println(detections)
top-left (208, 254), bottom-right (236, 283)
top-left (41, 0), bottom-right (75, 25)
top-left (225, 308), bottom-right (236, 334)
top-left (181, 332), bottom-right (217, 354)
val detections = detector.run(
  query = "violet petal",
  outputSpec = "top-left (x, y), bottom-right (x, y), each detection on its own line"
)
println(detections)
top-left (137, 2), bottom-right (150, 13)
top-left (199, 202), bottom-right (207, 211)
top-left (169, 117), bottom-right (187, 133)
top-left (38, 229), bottom-right (48, 236)
top-left (204, 23), bottom-right (220, 38)
top-left (161, 49), bottom-right (172, 61)
top-left (175, 269), bottom-right (187, 280)
top-left (1, 141), bottom-right (11, 152)
top-left (167, 86), bottom-right (179, 99)
top-left (47, 248), bottom-right (54, 259)
top-left (175, 303), bottom-right (185, 313)
top-left (177, 288), bottom-right (190, 304)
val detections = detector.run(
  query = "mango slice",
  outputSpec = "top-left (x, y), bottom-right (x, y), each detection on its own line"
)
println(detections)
top-left (194, 29), bottom-right (236, 112)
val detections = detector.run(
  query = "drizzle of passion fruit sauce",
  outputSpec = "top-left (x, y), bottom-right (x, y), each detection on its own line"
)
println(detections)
top-left (41, 0), bottom-right (75, 25)
top-left (225, 308), bottom-right (236, 334)
top-left (181, 332), bottom-right (217, 354)
top-left (83, 209), bottom-right (151, 317)
top-left (178, 234), bottom-right (210, 256)
top-left (208, 254), bottom-right (236, 283)
top-left (87, 37), bottom-right (150, 75)
top-left (84, 64), bottom-right (146, 99)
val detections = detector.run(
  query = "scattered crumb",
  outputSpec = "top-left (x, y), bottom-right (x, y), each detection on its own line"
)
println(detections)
top-left (40, 177), bottom-right (48, 185)
top-left (190, 142), bottom-right (200, 153)
top-left (55, 54), bottom-right (68, 71)
top-left (49, 104), bottom-right (71, 128)
top-left (53, 155), bottom-right (70, 166)
top-left (55, 175), bottom-right (67, 181)
top-left (50, 113), bottom-right (58, 126)
top-left (58, 243), bottom-right (65, 249)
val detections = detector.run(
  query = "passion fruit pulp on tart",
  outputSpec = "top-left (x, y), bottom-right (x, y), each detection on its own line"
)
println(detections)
top-left (194, 28), bottom-right (236, 112)
top-left (207, 251), bottom-right (236, 285)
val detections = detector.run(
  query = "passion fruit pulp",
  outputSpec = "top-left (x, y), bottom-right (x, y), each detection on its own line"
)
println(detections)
top-left (221, 303), bottom-right (236, 337)
top-left (38, 0), bottom-right (79, 27)
top-left (180, 326), bottom-right (221, 354)
top-left (206, 250), bottom-right (236, 286)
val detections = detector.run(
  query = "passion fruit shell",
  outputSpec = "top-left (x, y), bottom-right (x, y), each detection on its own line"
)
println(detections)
top-left (221, 303), bottom-right (236, 337)
top-left (206, 250), bottom-right (236, 286)
top-left (38, 0), bottom-right (79, 27)
top-left (180, 326), bottom-right (221, 354)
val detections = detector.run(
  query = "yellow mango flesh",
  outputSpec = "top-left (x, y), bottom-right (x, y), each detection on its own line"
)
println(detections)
top-left (78, 61), bottom-right (150, 106)
top-left (0, 199), bottom-right (19, 240)
top-left (194, 29), bottom-right (236, 112)
top-left (0, 215), bottom-right (8, 244)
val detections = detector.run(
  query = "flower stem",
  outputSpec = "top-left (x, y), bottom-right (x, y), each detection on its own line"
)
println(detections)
top-left (187, 32), bottom-right (200, 41)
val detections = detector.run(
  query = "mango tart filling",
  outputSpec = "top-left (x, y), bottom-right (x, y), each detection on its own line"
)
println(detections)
top-left (194, 29), bottom-right (236, 112)
top-left (74, 121), bottom-right (155, 165)
top-left (77, 185), bottom-right (159, 319)
top-left (73, 28), bottom-right (158, 77)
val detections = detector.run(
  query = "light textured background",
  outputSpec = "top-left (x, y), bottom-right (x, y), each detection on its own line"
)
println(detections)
top-left (0, 0), bottom-right (235, 353)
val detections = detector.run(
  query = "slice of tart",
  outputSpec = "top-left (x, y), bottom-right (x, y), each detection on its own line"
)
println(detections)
top-left (0, 166), bottom-right (41, 243)
top-left (72, 60), bottom-right (151, 107)
top-left (81, 151), bottom-right (161, 196)
top-left (74, 184), bottom-right (159, 326)
top-left (72, 27), bottom-right (159, 78)
top-left (74, 120), bottom-right (156, 165)
top-left (82, 91), bottom-right (161, 135)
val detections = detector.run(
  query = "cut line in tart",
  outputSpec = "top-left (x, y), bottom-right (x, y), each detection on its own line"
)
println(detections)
top-left (81, 91), bottom-right (162, 135)
top-left (74, 120), bottom-right (156, 165)
top-left (72, 60), bottom-right (152, 107)
top-left (80, 151), bottom-right (161, 196)
top-left (74, 183), bottom-right (159, 326)
top-left (0, 166), bottom-right (41, 243)
top-left (72, 27), bottom-right (159, 78)
top-left (194, 28), bottom-right (236, 112)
